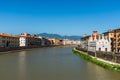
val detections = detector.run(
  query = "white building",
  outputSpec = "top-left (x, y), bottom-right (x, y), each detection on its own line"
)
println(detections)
top-left (63, 39), bottom-right (80, 45)
top-left (19, 37), bottom-right (27, 47)
top-left (96, 36), bottom-right (111, 52)
top-left (19, 33), bottom-right (41, 47)
top-left (63, 39), bottom-right (72, 45)
top-left (73, 40), bottom-right (81, 45)
top-left (88, 31), bottom-right (111, 52)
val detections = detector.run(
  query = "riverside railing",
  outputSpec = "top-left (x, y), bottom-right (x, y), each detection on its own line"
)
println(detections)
top-left (76, 47), bottom-right (120, 64)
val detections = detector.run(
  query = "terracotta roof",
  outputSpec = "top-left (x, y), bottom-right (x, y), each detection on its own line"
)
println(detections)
top-left (103, 30), bottom-right (114, 34)
top-left (0, 33), bottom-right (19, 38)
top-left (113, 28), bottom-right (120, 31)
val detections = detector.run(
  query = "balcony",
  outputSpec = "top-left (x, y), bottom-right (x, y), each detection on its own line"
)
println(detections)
top-left (118, 34), bottom-right (120, 37)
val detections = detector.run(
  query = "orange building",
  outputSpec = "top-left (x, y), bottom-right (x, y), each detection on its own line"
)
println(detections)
top-left (103, 28), bottom-right (120, 52)
top-left (0, 33), bottom-right (19, 48)
top-left (112, 28), bottom-right (120, 52)
top-left (48, 38), bottom-right (63, 45)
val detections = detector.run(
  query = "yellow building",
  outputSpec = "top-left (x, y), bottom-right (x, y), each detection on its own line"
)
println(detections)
top-left (103, 28), bottom-right (120, 52)
top-left (112, 28), bottom-right (120, 52)
top-left (48, 38), bottom-right (63, 45)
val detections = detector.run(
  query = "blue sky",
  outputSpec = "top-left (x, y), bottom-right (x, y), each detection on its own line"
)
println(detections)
top-left (0, 0), bottom-right (120, 36)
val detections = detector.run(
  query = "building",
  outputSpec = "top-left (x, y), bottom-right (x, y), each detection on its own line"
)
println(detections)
top-left (103, 28), bottom-right (120, 52)
top-left (74, 40), bottom-right (81, 45)
top-left (0, 33), bottom-right (19, 48)
top-left (63, 39), bottom-right (80, 45)
top-left (103, 30), bottom-right (114, 52)
top-left (88, 31), bottom-right (111, 52)
top-left (80, 34), bottom-right (90, 49)
top-left (19, 33), bottom-right (41, 47)
top-left (48, 38), bottom-right (62, 45)
top-left (111, 28), bottom-right (120, 52)
top-left (38, 36), bottom-right (52, 46)
top-left (38, 36), bottom-right (45, 46)
top-left (63, 39), bottom-right (72, 45)
top-left (43, 38), bottom-right (51, 46)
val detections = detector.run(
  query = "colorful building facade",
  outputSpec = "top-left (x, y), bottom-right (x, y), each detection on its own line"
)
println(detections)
top-left (19, 33), bottom-right (41, 47)
top-left (0, 33), bottom-right (19, 48)
top-left (88, 31), bottom-right (111, 52)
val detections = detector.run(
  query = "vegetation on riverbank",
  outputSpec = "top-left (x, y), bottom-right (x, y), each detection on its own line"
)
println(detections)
top-left (72, 48), bottom-right (120, 72)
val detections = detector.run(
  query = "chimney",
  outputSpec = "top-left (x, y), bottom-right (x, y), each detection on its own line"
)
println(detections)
top-left (93, 31), bottom-right (98, 33)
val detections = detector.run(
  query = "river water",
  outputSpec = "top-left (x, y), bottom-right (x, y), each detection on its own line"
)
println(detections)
top-left (0, 47), bottom-right (120, 80)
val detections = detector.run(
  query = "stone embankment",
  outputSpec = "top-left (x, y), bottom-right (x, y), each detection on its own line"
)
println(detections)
top-left (0, 45), bottom-right (56, 53)
top-left (72, 48), bottom-right (120, 72)
top-left (0, 45), bottom-right (74, 54)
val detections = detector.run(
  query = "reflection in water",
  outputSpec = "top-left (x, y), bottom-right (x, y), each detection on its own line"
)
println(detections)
top-left (18, 51), bottom-right (26, 80)
top-left (0, 47), bottom-right (119, 80)
top-left (86, 61), bottom-right (120, 80)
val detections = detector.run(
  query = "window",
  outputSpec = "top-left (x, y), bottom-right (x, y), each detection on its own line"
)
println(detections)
top-left (2, 40), bottom-right (5, 43)
top-left (99, 48), bottom-right (101, 51)
top-left (105, 48), bottom-right (107, 52)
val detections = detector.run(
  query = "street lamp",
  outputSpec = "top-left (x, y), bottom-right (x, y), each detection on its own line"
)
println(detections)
top-left (94, 45), bottom-right (97, 57)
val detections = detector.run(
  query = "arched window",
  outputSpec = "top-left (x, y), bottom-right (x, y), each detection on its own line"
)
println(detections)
top-left (99, 48), bottom-right (101, 51)
top-left (105, 48), bottom-right (107, 52)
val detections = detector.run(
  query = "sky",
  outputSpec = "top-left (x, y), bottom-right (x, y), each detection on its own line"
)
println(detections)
top-left (0, 0), bottom-right (120, 36)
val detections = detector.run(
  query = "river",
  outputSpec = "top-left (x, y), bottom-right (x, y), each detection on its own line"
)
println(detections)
top-left (0, 47), bottom-right (120, 80)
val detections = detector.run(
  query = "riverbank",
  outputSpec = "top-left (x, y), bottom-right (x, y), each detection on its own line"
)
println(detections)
top-left (0, 45), bottom-right (59, 54)
top-left (0, 45), bottom-right (76, 54)
top-left (72, 48), bottom-right (120, 72)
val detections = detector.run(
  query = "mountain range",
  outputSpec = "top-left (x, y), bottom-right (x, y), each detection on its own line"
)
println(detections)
top-left (36, 33), bottom-right (81, 40)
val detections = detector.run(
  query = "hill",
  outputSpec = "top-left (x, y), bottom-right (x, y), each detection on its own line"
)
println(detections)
top-left (36, 33), bottom-right (81, 40)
